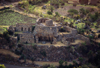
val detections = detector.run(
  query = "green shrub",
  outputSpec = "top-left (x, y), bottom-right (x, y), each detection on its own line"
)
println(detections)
top-left (88, 35), bottom-right (94, 39)
top-left (32, 25), bottom-right (35, 31)
top-left (50, 6), bottom-right (54, 12)
top-left (55, 12), bottom-right (60, 16)
top-left (77, 28), bottom-right (85, 34)
top-left (0, 64), bottom-right (6, 68)
top-left (47, 11), bottom-right (52, 15)
top-left (68, 9), bottom-right (78, 14)
top-left (59, 27), bottom-right (66, 32)
top-left (3, 30), bottom-right (10, 42)
top-left (89, 13), bottom-right (98, 22)
top-left (79, 8), bottom-right (89, 15)
top-left (59, 60), bottom-right (64, 66)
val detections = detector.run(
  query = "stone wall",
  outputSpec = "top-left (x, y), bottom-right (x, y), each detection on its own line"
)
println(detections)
top-left (16, 23), bottom-right (35, 32)
top-left (19, 33), bottom-right (34, 44)
top-left (33, 25), bottom-right (58, 37)
top-left (75, 34), bottom-right (90, 44)
top-left (36, 18), bottom-right (48, 24)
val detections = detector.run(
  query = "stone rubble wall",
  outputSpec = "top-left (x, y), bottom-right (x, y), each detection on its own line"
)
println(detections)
top-left (19, 33), bottom-right (34, 43)
top-left (75, 34), bottom-right (90, 44)
top-left (33, 25), bottom-right (58, 37)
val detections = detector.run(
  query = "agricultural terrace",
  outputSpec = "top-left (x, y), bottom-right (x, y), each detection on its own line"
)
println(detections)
top-left (0, 9), bottom-right (36, 33)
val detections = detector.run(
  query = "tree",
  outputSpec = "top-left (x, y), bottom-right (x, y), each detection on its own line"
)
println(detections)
top-left (78, 57), bottom-right (84, 65)
top-left (47, 11), bottom-right (52, 15)
top-left (31, 57), bottom-right (34, 64)
top-left (55, 12), bottom-right (60, 17)
top-left (87, 50), bottom-right (93, 58)
top-left (59, 60), bottom-right (64, 66)
top-left (73, 60), bottom-right (78, 66)
top-left (24, 55), bottom-right (26, 63)
top-left (50, 6), bottom-right (54, 12)
top-left (79, 8), bottom-right (89, 17)
top-left (68, 9), bottom-right (78, 15)
top-left (65, 61), bottom-right (67, 66)
top-left (68, 9), bottom-right (78, 18)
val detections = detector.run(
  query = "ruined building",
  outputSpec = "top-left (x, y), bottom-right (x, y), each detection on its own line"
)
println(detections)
top-left (9, 18), bottom-right (90, 46)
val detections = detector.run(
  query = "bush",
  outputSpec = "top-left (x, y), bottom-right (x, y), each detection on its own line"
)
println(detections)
top-left (47, 11), bottom-right (52, 15)
top-left (89, 12), bottom-right (99, 22)
top-left (79, 8), bottom-right (89, 15)
top-left (77, 28), bottom-right (85, 34)
top-left (59, 27), bottom-right (66, 32)
top-left (8, 30), bottom-right (13, 35)
top-left (0, 64), bottom-right (6, 68)
top-left (59, 60), bottom-right (64, 66)
top-left (50, 6), bottom-right (54, 12)
top-left (68, 9), bottom-right (78, 14)
top-left (55, 12), bottom-right (60, 16)
top-left (3, 30), bottom-right (10, 42)
top-left (32, 25), bottom-right (35, 31)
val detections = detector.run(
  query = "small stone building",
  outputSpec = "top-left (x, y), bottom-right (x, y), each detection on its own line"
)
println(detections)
top-left (16, 23), bottom-right (35, 32)
top-left (19, 33), bottom-right (34, 44)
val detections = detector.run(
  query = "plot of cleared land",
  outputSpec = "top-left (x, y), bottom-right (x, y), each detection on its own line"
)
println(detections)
top-left (0, 9), bottom-right (36, 33)
top-left (0, 10), bottom-right (36, 26)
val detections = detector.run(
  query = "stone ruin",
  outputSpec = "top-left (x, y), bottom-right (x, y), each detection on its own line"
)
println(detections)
top-left (9, 18), bottom-right (90, 46)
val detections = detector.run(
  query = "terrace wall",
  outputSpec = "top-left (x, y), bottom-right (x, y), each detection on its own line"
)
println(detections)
top-left (19, 33), bottom-right (34, 44)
